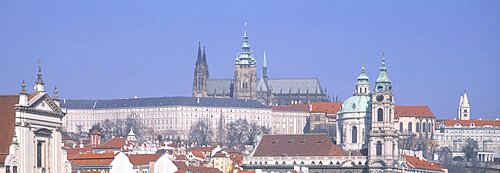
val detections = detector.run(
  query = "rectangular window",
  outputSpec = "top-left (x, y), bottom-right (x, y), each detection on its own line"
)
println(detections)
top-left (37, 141), bottom-right (43, 167)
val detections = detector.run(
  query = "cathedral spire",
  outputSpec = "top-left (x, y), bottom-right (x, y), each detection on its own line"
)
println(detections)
top-left (375, 52), bottom-right (391, 92)
top-left (235, 22), bottom-right (256, 65)
top-left (196, 42), bottom-right (203, 64)
top-left (262, 49), bottom-right (268, 79)
top-left (203, 45), bottom-right (209, 78)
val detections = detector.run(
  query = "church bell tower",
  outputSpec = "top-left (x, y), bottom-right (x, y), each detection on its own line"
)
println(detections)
top-left (368, 52), bottom-right (400, 171)
top-left (234, 23), bottom-right (257, 99)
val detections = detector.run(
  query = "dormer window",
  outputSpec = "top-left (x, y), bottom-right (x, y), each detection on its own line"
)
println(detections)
top-left (470, 123), bottom-right (475, 127)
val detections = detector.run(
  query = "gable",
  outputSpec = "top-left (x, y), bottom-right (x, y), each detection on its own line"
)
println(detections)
top-left (28, 92), bottom-right (64, 117)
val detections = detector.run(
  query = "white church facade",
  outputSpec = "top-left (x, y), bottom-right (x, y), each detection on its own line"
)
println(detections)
top-left (0, 65), bottom-right (71, 173)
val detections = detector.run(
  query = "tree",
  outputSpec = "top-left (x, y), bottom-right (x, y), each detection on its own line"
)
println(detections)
top-left (125, 113), bottom-right (143, 138)
top-left (113, 118), bottom-right (126, 137)
top-left (226, 119), bottom-right (271, 150)
top-left (398, 134), bottom-right (417, 151)
top-left (462, 138), bottom-right (479, 162)
top-left (226, 119), bottom-right (250, 149)
top-left (102, 119), bottom-right (115, 139)
top-left (89, 122), bottom-right (103, 134)
top-left (188, 119), bottom-right (213, 147)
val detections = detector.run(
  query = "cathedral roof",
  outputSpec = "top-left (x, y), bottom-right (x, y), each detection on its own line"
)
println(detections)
top-left (61, 96), bottom-right (268, 109)
top-left (338, 95), bottom-right (371, 114)
top-left (206, 78), bottom-right (324, 96)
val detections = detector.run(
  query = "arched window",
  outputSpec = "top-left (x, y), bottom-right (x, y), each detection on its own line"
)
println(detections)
top-left (377, 108), bottom-right (383, 122)
top-left (352, 126), bottom-right (358, 143)
top-left (389, 109), bottom-right (392, 120)
top-left (423, 122), bottom-right (427, 132)
top-left (416, 122), bottom-right (420, 132)
top-left (376, 141), bottom-right (382, 156)
top-left (429, 123), bottom-right (432, 133)
top-left (399, 122), bottom-right (404, 132)
top-left (408, 122), bottom-right (413, 132)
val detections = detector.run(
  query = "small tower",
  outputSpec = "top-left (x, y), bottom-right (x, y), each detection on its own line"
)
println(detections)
top-left (193, 42), bottom-right (209, 97)
top-left (458, 91), bottom-right (470, 120)
top-left (90, 129), bottom-right (101, 147)
top-left (355, 65), bottom-right (370, 95)
top-left (234, 22), bottom-right (257, 99)
top-left (34, 62), bottom-right (45, 92)
top-left (127, 128), bottom-right (137, 141)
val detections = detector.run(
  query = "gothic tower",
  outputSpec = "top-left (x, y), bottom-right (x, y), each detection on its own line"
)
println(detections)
top-left (368, 53), bottom-right (400, 171)
top-left (193, 42), bottom-right (209, 97)
top-left (234, 23), bottom-right (257, 99)
top-left (457, 92), bottom-right (470, 120)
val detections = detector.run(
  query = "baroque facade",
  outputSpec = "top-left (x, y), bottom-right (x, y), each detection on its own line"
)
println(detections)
top-left (0, 65), bottom-right (71, 173)
top-left (192, 24), bottom-right (328, 106)
top-left (245, 54), bottom-right (448, 173)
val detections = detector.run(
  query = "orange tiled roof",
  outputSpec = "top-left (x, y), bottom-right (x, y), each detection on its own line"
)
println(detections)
top-left (68, 152), bottom-right (116, 166)
top-left (90, 129), bottom-right (100, 135)
top-left (253, 134), bottom-right (347, 157)
top-left (0, 95), bottom-right (19, 164)
top-left (310, 102), bottom-right (342, 114)
top-left (395, 106), bottom-right (434, 118)
top-left (95, 137), bottom-right (129, 149)
top-left (191, 151), bottom-right (206, 159)
top-left (128, 154), bottom-right (162, 166)
top-left (405, 155), bottom-right (446, 171)
top-left (175, 154), bottom-right (189, 161)
top-left (443, 119), bottom-right (500, 127)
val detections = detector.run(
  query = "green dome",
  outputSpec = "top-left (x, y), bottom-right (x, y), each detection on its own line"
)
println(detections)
top-left (339, 95), bottom-right (372, 113)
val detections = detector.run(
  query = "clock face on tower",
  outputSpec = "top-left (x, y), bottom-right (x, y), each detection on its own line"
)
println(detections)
top-left (376, 94), bottom-right (384, 102)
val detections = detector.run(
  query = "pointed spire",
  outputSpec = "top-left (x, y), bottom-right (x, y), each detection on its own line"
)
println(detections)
top-left (263, 49), bottom-right (267, 68)
top-left (202, 46), bottom-right (207, 64)
top-left (376, 51), bottom-right (391, 84)
top-left (462, 91), bottom-right (469, 104)
top-left (196, 42), bottom-right (202, 63)
top-left (36, 59), bottom-right (44, 84)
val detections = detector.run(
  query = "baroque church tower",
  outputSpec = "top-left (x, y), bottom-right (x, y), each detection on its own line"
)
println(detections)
top-left (233, 23), bottom-right (257, 99)
top-left (368, 53), bottom-right (400, 171)
top-left (192, 42), bottom-right (209, 97)
top-left (457, 92), bottom-right (470, 120)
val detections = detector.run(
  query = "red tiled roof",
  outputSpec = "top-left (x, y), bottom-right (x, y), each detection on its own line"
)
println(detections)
top-left (271, 104), bottom-right (309, 112)
top-left (310, 102), bottom-right (342, 114)
top-left (191, 151), bottom-right (206, 159)
top-left (90, 129), bottom-right (100, 135)
top-left (175, 154), bottom-right (189, 161)
top-left (443, 119), bottom-right (500, 127)
top-left (68, 152), bottom-right (116, 166)
top-left (405, 155), bottom-right (446, 171)
top-left (173, 161), bottom-right (189, 170)
top-left (128, 154), bottom-right (162, 166)
top-left (0, 95), bottom-right (19, 164)
top-left (187, 146), bottom-right (215, 152)
top-left (95, 137), bottom-right (129, 149)
top-left (395, 106), bottom-right (434, 118)
top-left (252, 134), bottom-right (347, 157)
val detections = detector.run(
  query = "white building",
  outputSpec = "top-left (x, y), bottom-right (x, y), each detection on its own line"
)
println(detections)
top-left (0, 65), bottom-right (71, 173)
top-left (62, 97), bottom-right (273, 139)
top-left (270, 104), bottom-right (309, 135)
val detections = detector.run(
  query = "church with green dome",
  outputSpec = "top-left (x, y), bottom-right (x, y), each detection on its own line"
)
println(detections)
top-left (336, 53), bottom-right (401, 172)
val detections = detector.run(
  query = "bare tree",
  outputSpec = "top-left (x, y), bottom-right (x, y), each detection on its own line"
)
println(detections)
top-left (188, 119), bottom-right (213, 147)
top-left (102, 119), bottom-right (115, 139)
top-left (462, 138), bottom-right (479, 162)
top-left (226, 119), bottom-right (250, 149)
top-left (216, 111), bottom-right (226, 146)
top-left (247, 122), bottom-right (271, 146)
top-left (125, 113), bottom-right (143, 138)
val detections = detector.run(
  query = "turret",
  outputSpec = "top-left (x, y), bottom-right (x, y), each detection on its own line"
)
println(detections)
top-left (19, 80), bottom-right (28, 106)
top-left (458, 91), bottom-right (470, 120)
top-left (355, 65), bottom-right (370, 95)
top-left (34, 63), bottom-right (45, 92)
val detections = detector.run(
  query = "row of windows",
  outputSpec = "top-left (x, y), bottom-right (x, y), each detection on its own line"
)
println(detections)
top-left (399, 121), bottom-right (433, 133)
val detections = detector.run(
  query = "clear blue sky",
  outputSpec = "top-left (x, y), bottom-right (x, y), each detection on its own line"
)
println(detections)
top-left (1, 1), bottom-right (499, 119)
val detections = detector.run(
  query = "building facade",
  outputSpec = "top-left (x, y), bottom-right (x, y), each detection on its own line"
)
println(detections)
top-left (0, 65), bottom-right (71, 173)
top-left (270, 104), bottom-right (309, 135)
top-left (62, 97), bottom-right (272, 139)
top-left (192, 24), bottom-right (328, 106)
top-left (395, 106), bottom-right (436, 139)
